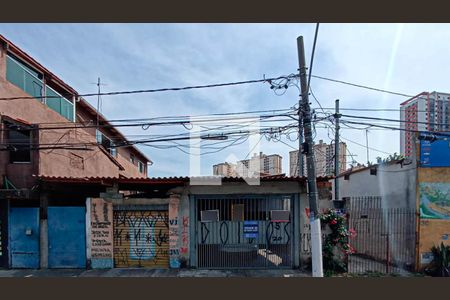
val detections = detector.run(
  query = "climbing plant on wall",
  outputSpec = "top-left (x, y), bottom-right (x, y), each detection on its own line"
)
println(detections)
top-left (320, 209), bottom-right (356, 274)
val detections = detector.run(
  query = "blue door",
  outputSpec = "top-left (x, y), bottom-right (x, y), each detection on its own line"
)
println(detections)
top-left (48, 206), bottom-right (86, 268)
top-left (9, 207), bottom-right (40, 268)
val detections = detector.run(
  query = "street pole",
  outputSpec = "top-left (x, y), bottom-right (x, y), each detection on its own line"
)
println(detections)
top-left (365, 129), bottom-right (370, 165)
top-left (298, 117), bottom-right (304, 177)
top-left (334, 99), bottom-right (340, 202)
top-left (297, 35), bottom-right (323, 277)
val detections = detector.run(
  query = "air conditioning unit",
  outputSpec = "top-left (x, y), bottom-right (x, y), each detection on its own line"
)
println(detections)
top-left (270, 210), bottom-right (290, 222)
top-left (200, 210), bottom-right (219, 222)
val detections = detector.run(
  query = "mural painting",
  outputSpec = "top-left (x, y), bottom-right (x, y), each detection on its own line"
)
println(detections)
top-left (419, 182), bottom-right (450, 220)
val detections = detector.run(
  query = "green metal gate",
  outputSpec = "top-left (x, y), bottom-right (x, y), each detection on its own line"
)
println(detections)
top-left (193, 194), bottom-right (294, 269)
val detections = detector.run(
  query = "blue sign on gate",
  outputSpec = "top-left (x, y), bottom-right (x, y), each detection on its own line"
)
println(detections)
top-left (243, 221), bottom-right (258, 239)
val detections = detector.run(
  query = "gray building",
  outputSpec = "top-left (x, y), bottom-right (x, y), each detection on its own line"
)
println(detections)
top-left (332, 158), bottom-right (417, 209)
top-left (290, 140), bottom-right (347, 177)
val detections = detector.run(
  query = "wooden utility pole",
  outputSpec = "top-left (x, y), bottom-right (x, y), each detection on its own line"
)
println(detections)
top-left (297, 36), bottom-right (323, 277)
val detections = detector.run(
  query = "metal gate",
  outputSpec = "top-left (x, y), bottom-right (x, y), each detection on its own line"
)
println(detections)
top-left (48, 206), bottom-right (86, 268)
top-left (0, 200), bottom-right (8, 268)
top-left (194, 195), bottom-right (293, 269)
top-left (9, 207), bottom-right (40, 268)
top-left (113, 210), bottom-right (169, 268)
top-left (347, 206), bottom-right (416, 274)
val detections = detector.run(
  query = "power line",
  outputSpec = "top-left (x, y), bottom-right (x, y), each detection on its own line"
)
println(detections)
top-left (315, 107), bottom-right (430, 112)
top-left (0, 112), bottom-right (298, 133)
top-left (1, 123), bottom-right (299, 151)
top-left (309, 75), bottom-right (450, 102)
top-left (341, 120), bottom-right (450, 138)
top-left (341, 114), bottom-right (450, 127)
top-left (0, 74), bottom-right (299, 101)
top-left (339, 134), bottom-right (392, 156)
top-left (307, 23), bottom-right (320, 93)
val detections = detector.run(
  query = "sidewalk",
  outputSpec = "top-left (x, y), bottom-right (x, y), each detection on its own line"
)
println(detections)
top-left (0, 268), bottom-right (311, 278)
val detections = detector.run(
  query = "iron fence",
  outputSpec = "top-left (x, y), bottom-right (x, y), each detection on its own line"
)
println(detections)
top-left (347, 206), bottom-right (416, 275)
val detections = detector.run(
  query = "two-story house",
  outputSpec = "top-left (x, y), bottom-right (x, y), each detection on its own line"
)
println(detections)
top-left (0, 34), bottom-right (152, 269)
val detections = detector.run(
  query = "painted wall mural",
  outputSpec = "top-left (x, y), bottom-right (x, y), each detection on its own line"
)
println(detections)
top-left (419, 182), bottom-right (450, 220)
top-left (90, 198), bottom-right (114, 268)
top-left (113, 210), bottom-right (169, 268)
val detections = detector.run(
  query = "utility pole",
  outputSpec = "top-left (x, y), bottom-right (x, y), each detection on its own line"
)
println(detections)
top-left (365, 129), bottom-right (370, 165)
top-left (334, 99), bottom-right (340, 202)
top-left (96, 77), bottom-right (101, 128)
top-left (297, 36), bottom-right (323, 277)
top-left (298, 118), bottom-right (304, 177)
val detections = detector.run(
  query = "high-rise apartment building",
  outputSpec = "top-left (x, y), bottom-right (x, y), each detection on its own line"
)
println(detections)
top-left (400, 91), bottom-right (450, 158)
top-left (213, 152), bottom-right (282, 177)
top-left (213, 162), bottom-right (237, 176)
top-left (289, 140), bottom-right (347, 177)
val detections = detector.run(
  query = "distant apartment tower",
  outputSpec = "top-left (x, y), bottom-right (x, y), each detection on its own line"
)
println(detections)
top-left (237, 152), bottom-right (282, 177)
top-left (289, 140), bottom-right (347, 177)
top-left (400, 91), bottom-right (450, 158)
top-left (213, 162), bottom-right (236, 177)
top-left (213, 152), bottom-right (282, 177)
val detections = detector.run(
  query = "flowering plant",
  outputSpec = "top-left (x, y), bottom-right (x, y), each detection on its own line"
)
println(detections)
top-left (319, 209), bottom-right (357, 272)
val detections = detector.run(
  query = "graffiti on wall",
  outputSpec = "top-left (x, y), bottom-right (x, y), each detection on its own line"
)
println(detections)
top-left (91, 198), bottom-right (113, 268)
top-left (168, 197), bottom-right (181, 268)
top-left (420, 182), bottom-right (450, 219)
top-left (113, 210), bottom-right (169, 268)
top-left (181, 216), bottom-right (189, 254)
top-left (197, 221), bottom-right (291, 245)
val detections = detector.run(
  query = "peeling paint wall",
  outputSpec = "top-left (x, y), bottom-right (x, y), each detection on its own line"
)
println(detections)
top-left (89, 198), bottom-right (114, 269)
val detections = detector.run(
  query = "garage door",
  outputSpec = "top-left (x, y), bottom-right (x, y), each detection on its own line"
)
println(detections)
top-left (48, 206), bottom-right (86, 268)
top-left (113, 210), bottom-right (169, 268)
top-left (9, 207), bottom-right (40, 268)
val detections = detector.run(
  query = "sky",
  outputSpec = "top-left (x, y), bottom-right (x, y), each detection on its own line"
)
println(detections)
top-left (1, 23), bottom-right (450, 177)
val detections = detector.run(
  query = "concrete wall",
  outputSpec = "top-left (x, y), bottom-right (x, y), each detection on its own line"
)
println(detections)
top-left (76, 108), bottom-right (148, 178)
top-left (333, 162), bottom-right (417, 209)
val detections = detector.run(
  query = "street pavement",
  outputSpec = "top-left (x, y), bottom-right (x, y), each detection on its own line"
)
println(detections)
top-left (0, 268), bottom-right (311, 277)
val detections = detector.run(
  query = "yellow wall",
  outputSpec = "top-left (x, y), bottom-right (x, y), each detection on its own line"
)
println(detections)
top-left (416, 167), bottom-right (450, 270)
top-left (418, 219), bottom-right (450, 268)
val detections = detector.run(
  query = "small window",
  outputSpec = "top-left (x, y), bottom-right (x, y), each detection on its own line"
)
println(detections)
top-left (96, 129), bottom-right (116, 157)
top-left (7, 123), bottom-right (31, 163)
top-left (370, 168), bottom-right (377, 176)
top-left (138, 160), bottom-right (145, 174)
top-left (344, 174), bottom-right (350, 180)
top-left (130, 154), bottom-right (135, 164)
